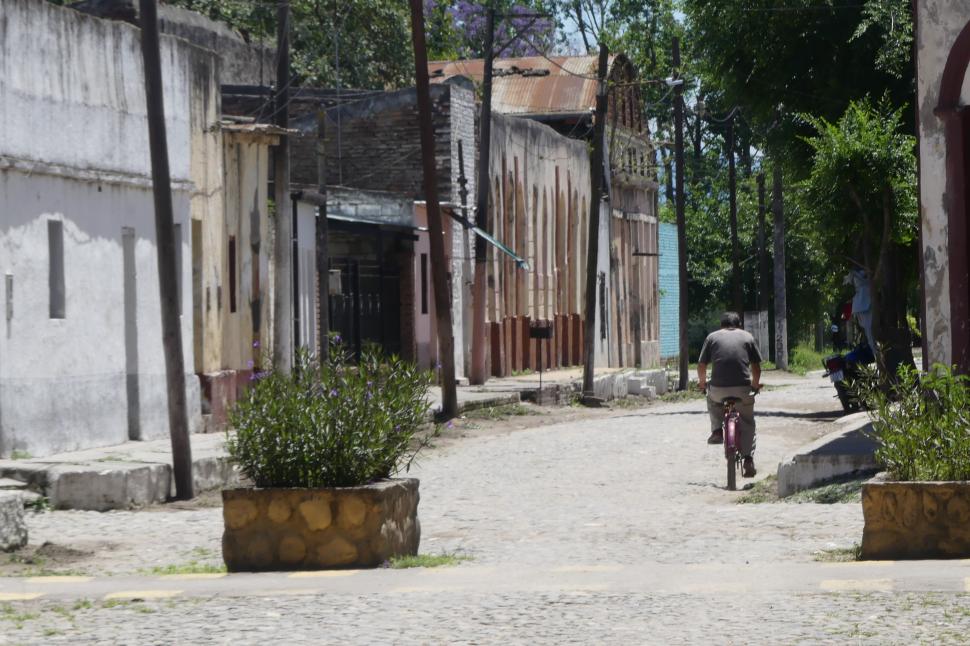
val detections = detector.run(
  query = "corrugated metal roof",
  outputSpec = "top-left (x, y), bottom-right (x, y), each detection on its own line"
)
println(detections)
top-left (429, 55), bottom-right (618, 116)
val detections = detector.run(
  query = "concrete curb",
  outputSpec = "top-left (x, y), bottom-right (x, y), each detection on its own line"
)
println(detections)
top-left (0, 434), bottom-right (241, 512)
top-left (776, 412), bottom-right (880, 497)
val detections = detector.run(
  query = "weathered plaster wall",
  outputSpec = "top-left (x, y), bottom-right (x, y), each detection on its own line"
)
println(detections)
top-left (0, 0), bottom-right (202, 456)
top-left (487, 113), bottom-right (609, 372)
top-left (916, 0), bottom-right (968, 367)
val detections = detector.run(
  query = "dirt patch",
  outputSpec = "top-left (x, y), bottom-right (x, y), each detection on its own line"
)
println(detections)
top-left (0, 540), bottom-right (105, 577)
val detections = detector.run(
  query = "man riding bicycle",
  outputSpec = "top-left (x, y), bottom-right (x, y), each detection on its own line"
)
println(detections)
top-left (696, 312), bottom-right (763, 478)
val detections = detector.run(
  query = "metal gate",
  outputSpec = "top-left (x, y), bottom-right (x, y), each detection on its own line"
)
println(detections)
top-left (328, 258), bottom-right (401, 360)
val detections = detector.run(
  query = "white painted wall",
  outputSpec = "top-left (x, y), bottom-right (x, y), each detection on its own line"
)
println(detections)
top-left (916, 0), bottom-right (970, 367)
top-left (0, 0), bottom-right (203, 456)
top-left (294, 201), bottom-right (318, 355)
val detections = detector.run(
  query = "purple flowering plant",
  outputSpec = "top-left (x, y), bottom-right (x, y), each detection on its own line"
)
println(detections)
top-left (228, 336), bottom-right (436, 488)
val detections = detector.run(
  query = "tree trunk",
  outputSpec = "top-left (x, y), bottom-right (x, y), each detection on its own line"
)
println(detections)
top-left (772, 162), bottom-right (788, 370)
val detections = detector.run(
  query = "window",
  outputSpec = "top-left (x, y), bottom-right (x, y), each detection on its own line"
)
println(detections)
top-left (174, 223), bottom-right (182, 315)
top-left (48, 220), bottom-right (65, 319)
top-left (228, 236), bottom-right (237, 313)
top-left (420, 253), bottom-right (429, 315)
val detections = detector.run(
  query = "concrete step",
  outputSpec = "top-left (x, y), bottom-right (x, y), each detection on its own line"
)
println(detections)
top-left (776, 412), bottom-right (879, 497)
top-left (0, 434), bottom-right (239, 511)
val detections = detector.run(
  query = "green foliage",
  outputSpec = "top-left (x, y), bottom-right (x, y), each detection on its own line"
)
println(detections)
top-left (227, 342), bottom-right (434, 488)
top-left (857, 364), bottom-right (970, 481)
top-left (788, 343), bottom-right (827, 376)
top-left (682, 0), bottom-right (914, 152)
top-left (851, 0), bottom-right (914, 78)
top-left (388, 552), bottom-right (472, 568)
top-left (801, 97), bottom-right (917, 249)
top-left (167, 0), bottom-right (414, 89)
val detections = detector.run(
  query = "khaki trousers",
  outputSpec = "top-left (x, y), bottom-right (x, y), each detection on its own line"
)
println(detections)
top-left (707, 385), bottom-right (756, 456)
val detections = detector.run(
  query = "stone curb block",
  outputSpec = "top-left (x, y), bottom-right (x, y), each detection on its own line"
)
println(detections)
top-left (0, 491), bottom-right (27, 551)
top-left (776, 412), bottom-right (880, 497)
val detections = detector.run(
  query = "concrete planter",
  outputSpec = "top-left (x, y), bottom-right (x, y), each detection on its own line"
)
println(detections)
top-left (861, 475), bottom-right (970, 559)
top-left (222, 478), bottom-right (420, 571)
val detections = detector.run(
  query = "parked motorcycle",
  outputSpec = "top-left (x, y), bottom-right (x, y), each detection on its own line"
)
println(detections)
top-left (822, 342), bottom-right (875, 412)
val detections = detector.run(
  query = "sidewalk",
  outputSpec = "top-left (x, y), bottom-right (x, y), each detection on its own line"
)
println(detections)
top-left (0, 367), bottom-right (654, 511)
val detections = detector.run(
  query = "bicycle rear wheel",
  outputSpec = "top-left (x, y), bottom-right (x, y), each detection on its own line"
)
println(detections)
top-left (725, 419), bottom-right (738, 491)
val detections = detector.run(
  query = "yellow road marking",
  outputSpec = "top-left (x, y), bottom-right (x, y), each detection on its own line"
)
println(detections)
top-left (388, 586), bottom-right (463, 593)
top-left (680, 583), bottom-right (750, 594)
top-left (821, 560), bottom-right (895, 568)
top-left (26, 576), bottom-right (93, 584)
top-left (287, 570), bottom-right (360, 579)
top-left (158, 573), bottom-right (227, 581)
top-left (0, 592), bottom-right (43, 601)
top-left (253, 588), bottom-right (322, 597)
top-left (551, 565), bottom-right (622, 573)
top-left (104, 590), bottom-right (182, 600)
top-left (819, 578), bottom-right (893, 592)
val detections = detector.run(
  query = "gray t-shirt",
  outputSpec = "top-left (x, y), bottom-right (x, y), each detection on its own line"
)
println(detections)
top-left (698, 327), bottom-right (763, 387)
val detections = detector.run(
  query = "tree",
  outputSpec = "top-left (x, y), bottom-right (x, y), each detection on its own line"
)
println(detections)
top-left (167, 0), bottom-right (415, 89)
top-left (801, 97), bottom-right (918, 361)
top-left (425, 0), bottom-right (558, 60)
top-left (682, 0), bottom-right (914, 154)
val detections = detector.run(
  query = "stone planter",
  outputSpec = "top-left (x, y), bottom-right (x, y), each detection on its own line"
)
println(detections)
top-left (861, 475), bottom-right (970, 559)
top-left (222, 478), bottom-right (419, 571)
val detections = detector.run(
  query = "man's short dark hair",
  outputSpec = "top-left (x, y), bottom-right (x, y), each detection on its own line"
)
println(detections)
top-left (720, 311), bottom-right (742, 328)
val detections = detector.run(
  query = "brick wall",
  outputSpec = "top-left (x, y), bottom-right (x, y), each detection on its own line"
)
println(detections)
top-left (658, 222), bottom-right (680, 359)
top-left (289, 85), bottom-right (459, 200)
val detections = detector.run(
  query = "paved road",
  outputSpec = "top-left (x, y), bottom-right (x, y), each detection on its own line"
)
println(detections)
top-left (2, 373), bottom-right (969, 644)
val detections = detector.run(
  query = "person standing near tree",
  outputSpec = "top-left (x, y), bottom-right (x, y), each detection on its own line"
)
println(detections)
top-left (696, 312), bottom-right (763, 478)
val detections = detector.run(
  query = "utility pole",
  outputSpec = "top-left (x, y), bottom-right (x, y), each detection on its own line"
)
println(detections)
top-left (772, 160), bottom-right (789, 370)
top-left (727, 118), bottom-right (742, 316)
top-left (316, 109), bottom-right (330, 361)
top-left (409, 0), bottom-right (458, 418)
top-left (756, 172), bottom-right (769, 315)
top-left (469, 4), bottom-right (495, 386)
top-left (138, 0), bottom-right (193, 500)
top-left (272, 0), bottom-right (293, 373)
top-left (581, 43), bottom-right (610, 400)
top-left (672, 37), bottom-right (689, 391)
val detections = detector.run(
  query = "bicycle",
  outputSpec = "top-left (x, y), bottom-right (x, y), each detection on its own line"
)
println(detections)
top-left (715, 387), bottom-right (761, 491)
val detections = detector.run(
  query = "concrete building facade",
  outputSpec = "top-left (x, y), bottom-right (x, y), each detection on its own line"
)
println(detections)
top-left (0, 0), bottom-right (204, 456)
top-left (915, 0), bottom-right (970, 373)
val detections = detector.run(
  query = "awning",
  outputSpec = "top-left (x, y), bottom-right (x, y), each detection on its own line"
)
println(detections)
top-left (446, 210), bottom-right (531, 271)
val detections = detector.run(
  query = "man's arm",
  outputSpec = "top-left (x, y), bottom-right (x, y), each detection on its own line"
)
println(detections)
top-left (697, 363), bottom-right (708, 392)
top-left (751, 363), bottom-right (761, 390)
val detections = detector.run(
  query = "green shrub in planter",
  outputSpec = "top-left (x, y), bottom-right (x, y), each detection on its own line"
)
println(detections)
top-left (227, 341), bottom-right (434, 488)
top-left (856, 364), bottom-right (970, 481)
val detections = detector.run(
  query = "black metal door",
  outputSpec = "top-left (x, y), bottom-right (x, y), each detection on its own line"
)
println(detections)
top-left (328, 258), bottom-right (400, 360)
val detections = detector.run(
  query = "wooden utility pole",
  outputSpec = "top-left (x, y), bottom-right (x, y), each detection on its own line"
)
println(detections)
top-left (316, 109), bottom-right (330, 361)
top-left (138, 0), bottom-right (193, 500)
top-left (408, 0), bottom-right (458, 418)
top-left (272, 0), bottom-right (293, 373)
top-left (469, 4), bottom-right (495, 386)
top-left (672, 37), bottom-right (689, 390)
top-left (727, 118), bottom-right (742, 316)
top-left (772, 160), bottom-right (789, 370)
top-left (581, 43), bottom-right (610, 399)
top-left (756, 172), bottom-right (769, 315)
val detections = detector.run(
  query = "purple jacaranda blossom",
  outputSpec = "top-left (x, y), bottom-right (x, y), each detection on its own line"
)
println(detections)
top-left (446, 420), bottom-right (454, 429)
top-left (252, 340), bottom-right (260, 349)
top-left (247, 359), bottom-right (254, 370)
top-left (329, 388), bottom-right (338, 397)
top-left (436, 1), bottom-right (556, 59)
top-left (250, 370), bottom-right (270, 382)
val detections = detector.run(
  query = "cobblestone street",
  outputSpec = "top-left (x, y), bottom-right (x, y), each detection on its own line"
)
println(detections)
top-left (2, 373), bottom-right (970, 644)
